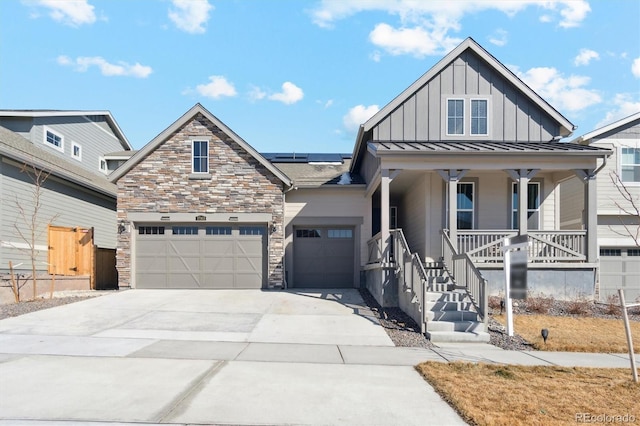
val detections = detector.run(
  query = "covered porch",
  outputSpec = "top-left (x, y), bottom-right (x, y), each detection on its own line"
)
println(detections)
top-left (363, 141), bottom-right (612, 308)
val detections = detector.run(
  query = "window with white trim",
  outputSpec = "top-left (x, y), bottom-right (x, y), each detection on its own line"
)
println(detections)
top-left (71, 142), bottom-right (82, 161)
top-left (447, 99), bottom-right (464, 135)
top-left (511, 182), bottom-right (540, 230)
top-left (470, 99), bottom-right (488, 135)
top-left (44, 128), bottom-right (64, 152)
top-left (192, 140), bottom-right (209, 173)
top-left (457, 182), bottom-right (474, 230)
top-left (621, 147), bottom-right (640, 183)
top-left (99, 157), bottom-right (107, 174)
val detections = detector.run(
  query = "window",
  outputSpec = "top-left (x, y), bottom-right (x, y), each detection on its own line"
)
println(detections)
top-left (296, 229), bottom-right (321, 238)
top-left (512, 182), bottom-right (540, 230)
top-left (139, 226), bottom-right (165, 235)
top-left (99, 157), bottom-right (107, 173)
top-left (172, 226), bottom-right (199, 235)
top-left (192, 140), bottom-right (209, 173)
top-left (44, 129), bottom-right (64, 152)
top-left (600, 248), bottom-right (621, 257)
top-left (71, 142), bottom-right (82, 161)
top-left (447, 99), bottom-right (464, 135)
top-left (328, 229), bottom-right (353, 238)
top-left (240, 226), bottom-right (265, 236)
top-left (628, 249), bottom-right (640, 257)
top-left (457, 182), bottom-right (474, 230)
top-left (621, 147), bottom-right (640, 183)
top-left (206, 226), bottom-right (232, 235)
top-left (470, 100), bottom-right (488, 135)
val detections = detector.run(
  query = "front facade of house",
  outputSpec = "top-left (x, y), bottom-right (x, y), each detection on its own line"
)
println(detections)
top-left (0, 112), bottom-right (131, 280)
top-left (112, 39), bottom-right (611, 320)
top-left (561, 113), bottom-right (640, 301)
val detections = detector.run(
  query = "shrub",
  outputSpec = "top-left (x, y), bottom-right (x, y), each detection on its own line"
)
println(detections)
top-left (524, 293), bottom-right (554, 314)
top-left (566, 297), bottom-right (591, 316)
top-left (604, 294), bottom-right (621, 316)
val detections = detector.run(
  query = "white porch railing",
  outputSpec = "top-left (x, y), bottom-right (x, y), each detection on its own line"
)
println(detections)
top-left (454, 230), bottom-right (587, 263)
top-left (367, 232), bottom-right (384, 263)
top-left (443, 232), bottom-right (488, 326)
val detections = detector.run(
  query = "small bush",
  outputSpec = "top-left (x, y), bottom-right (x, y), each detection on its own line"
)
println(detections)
top-left (566, 297), bottom-right (591, 316)
top-left (524, 293), bottom-right (554, 314)
top-left (604, 294), bottom-right (621, 316)
top-left (488, 296), bottom-right (503, 311)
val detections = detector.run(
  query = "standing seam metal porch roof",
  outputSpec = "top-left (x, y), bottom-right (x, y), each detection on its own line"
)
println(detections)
top-left (368, 141), bottom-right (613, 156)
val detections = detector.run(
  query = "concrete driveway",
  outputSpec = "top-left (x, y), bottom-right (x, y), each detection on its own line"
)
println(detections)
top-left (0, 289), bottom-right (464, 425)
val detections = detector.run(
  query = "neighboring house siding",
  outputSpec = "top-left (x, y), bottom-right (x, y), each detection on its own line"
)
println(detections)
top-left (590, 140), bottom-right (640, 213)
top-left (116, 113), bottom-right (285, 287)
top-left (371, 50), bottom-right (558, 143)
top-left (1, 160), bottom-right (116, 272)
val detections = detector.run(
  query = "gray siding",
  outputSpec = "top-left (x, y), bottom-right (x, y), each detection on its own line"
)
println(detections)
top-left (1, 116), bottom-right (126, 176)
top-left (1, 160), bottom-right (116, 272)
top-left (399, 174), bottom-right (428, 259)
top-left (371, 50), bottom-right (559, 143)
top-left (559, 176), bottom-right (584, 229)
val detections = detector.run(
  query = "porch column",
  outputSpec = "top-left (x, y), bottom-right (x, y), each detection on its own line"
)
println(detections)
top-left (506, 169), bottom-right (538, 235)
top-left (381, 168), bottom-right (391, 263)
top-left (575, 169), bottom-right (598, 263)
top-left (438, 169), bottom-right (468, 251)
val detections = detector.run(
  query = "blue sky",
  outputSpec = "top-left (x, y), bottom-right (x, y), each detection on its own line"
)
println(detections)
top-left (1, 0), bottom-right (639, 153)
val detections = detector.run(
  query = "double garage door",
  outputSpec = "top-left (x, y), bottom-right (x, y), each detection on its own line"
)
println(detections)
top-left (599, 247), bottom-right (640, 301)
top-left (136, 224), bottom-right (266, 289)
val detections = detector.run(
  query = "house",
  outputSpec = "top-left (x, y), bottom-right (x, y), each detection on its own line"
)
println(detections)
top-left (0, 110), bottom-right (132, 296)
top-left (110, 38), bottom-right (611, 341)
top-left (560, 112), bottom-right (640, 302)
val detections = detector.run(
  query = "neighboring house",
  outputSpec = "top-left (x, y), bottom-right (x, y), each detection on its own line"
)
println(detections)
top-left (561, 112), bottom-right (640, 302)
top-left (0, 110), bottom-right (132, 290)
top-left (110, 38), bottom-right (612, 341)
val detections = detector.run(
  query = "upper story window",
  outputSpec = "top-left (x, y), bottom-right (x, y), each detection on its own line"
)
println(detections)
top-left (99, 157), bottom-right (108, 174)
top-left (447, 99), bottom-right (464, 135)
top-left (470, 100), bottom-right (488, 135)
top-left (71, 142), bottom-right (82, 161)
top-left (44, 128), bottom-right (64, 152)
top-left (621, 147), bottom-right (640, 183)
top-left (457, 182), bottom-right (474, 230)
top-left (511, 182), bottom-right (540, 230)
top-left (192, 140), bottom-right (209, 173)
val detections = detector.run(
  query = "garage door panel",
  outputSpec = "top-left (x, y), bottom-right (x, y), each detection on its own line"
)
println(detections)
top-left (136, 224), bottom-right (266, 289)
top-left (599, 247), bottom-right (640, 301)
top-left (293, 227), bottom-right (354, 288)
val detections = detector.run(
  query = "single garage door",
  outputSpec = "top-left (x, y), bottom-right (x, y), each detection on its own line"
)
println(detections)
top-left (293, 227), bottom-right (354, 288)
top-left (599, 247), bottom-right (640, 301)
top-left (136, 224), bottom-right (267, 289)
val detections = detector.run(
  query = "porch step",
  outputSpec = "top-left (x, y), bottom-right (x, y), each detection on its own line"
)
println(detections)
top-left (425, 289), bottom-right (490, 343)
top-left (427, 329), bottom-right (490, 343)
top-left (427, 310), bottom-right (479, 322)
top-left (426, 320), bottom-right (486, 333)
top-left (425, 291), bottom-right (467, 302)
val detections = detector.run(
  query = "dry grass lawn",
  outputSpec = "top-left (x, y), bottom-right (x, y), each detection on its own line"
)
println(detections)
top-left (493, 314), bottom-right (640, 352)
top-left (418, 362), bottom-right (640, 426)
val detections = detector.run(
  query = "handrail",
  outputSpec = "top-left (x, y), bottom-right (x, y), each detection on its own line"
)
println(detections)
top-left (442, 231), bottom-right (488, 326)
top-left (391, 229), bottom-right (428, 333)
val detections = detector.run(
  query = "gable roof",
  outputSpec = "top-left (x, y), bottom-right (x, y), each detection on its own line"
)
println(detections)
top-left (0, 125), bottom-right (116, 197)
top-left (573, 112), bottom-right (640, 143)
top-left (0, 109), bottom-right (133, 151)
top-left (351, 37), bottom-right (575, 170)
top-left (262, 153), bottom-right (365, 188)
top-left (109, 103), bottom-right (292, 186)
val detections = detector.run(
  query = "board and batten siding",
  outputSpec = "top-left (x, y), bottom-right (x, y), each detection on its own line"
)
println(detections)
top-left (399, 173), bottom-right (428, 260)
top-left (371, 50), bottom-right (558, 143)
top-left (0, 161), bottom-right (116, 272)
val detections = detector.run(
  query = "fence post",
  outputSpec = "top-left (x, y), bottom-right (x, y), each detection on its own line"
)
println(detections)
top-left (618, 289), bottom-right (638, 383)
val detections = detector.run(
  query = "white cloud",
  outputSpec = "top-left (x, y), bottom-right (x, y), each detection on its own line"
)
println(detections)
top-left (28, 0), bottom-right (96, 26)
top-left (632, 57), bottom-right (640, 78)
top-left (248, 85), bottom-right (267, 101)
top-left (57, 55), bottom-right (152, 78)
top-left (268, 82), bottom-right (304, 105)
top-left (596, 94), bottom-right (640, 128)
top-left (517, 67), bottom-right (601, 112)
top-left (489, 29), bottom-right (508, 47)
top-left (196, 76), bottom-right (237, 99)
top-left (311, 1), bottom-right (590, 58)
top-left (168, 0), bottom-right (212, 34)
top-left (574, 48), bottom-right (599, 66)
top-left (343, 104), bottom-right (380, 132)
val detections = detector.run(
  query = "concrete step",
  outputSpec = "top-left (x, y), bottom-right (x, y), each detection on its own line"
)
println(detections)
top-left (426, 320), bottom-right (486, 333)
top-left (426, 300), bottom-right (474, 312)
top-left (426, 330), bottom-right (491, 343)
top-left (430, 283), bottom-right (454, 292)
top-left (427, 310), bottom-right (479, 322)
top-left (425, 291), bottom-right (468, 302)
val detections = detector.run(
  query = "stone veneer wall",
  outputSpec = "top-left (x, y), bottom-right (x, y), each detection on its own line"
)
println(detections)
top-left (116, 113), bottom-right (285, 288)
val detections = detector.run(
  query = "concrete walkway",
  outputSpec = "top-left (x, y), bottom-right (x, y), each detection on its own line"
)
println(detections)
top-left (0, 289), bottom-right (636, 425)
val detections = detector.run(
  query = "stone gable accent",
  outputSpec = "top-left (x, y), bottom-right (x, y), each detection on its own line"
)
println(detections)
top-left (116, 113), bottom-right (284, 288)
